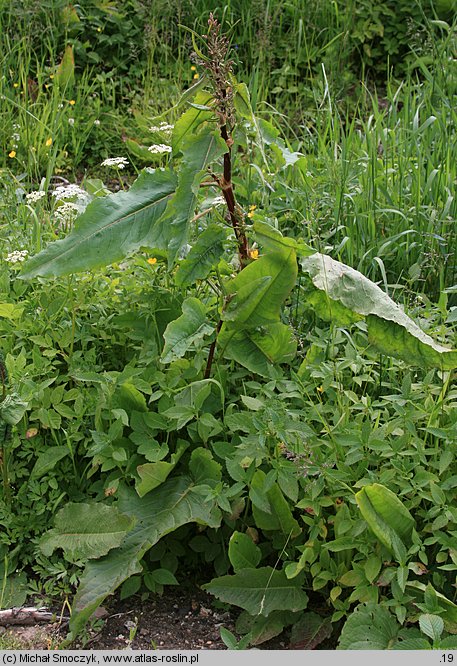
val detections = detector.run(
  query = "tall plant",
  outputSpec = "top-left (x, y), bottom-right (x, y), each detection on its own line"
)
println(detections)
top-left (20, 15), bottom-right (457, 642)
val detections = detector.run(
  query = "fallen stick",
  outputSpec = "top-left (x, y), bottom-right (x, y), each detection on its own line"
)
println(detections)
top-left (0, 607), bottom-right (57, 626)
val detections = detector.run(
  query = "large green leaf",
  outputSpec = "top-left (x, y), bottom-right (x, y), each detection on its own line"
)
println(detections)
top-left (161, 128), bottom-right (227, 264)
top-left (219, 321), bottom-right (297, 377)
top-left (249, 470), bottom-right (301, 538)
top-left (40, 503), bottom-right (136, 561)
top-left (136, 440), bottom-right (188, 497)
top-left (301, 253), bottom-right (457, 369)
top-left (175, 224), bottom-right (227, 287)
top-left (223, 249), bottom-right (297, 328)
top-left (171, 92), bottom-right (214, 153)
top-left (236, 610), bottom-right (296, 646)
top-left (30, 445), bottom-right (69, 479)
top-left (160, 297), bottom-right (214, 364)
top-left (289, 612), bottom-right (333, 649)
top-left (0, 571), bottom-right (28, 610)
top-left (69, 477), bottom-right (220, 637)
top-left (355, 483), bottom-right (415, 563)
top-left (203, 567), bottom-right (308, 616)
top-left (20, 169), bottom-right (177, 279)
top-left (337, 603), bottom-right (401, 649)
top-left (228, 531), bottom-right (262, 572)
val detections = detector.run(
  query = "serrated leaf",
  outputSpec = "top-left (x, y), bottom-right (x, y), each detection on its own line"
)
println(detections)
top-left (69, 478), bottom-right (221, 637)
top-left (40, 503), bottom-right (136, 560)
top-left (337, 603), bottom-right (400, 649)
top-left (136, 440), bottom-right (188, 497)
top-left (175, 225), bottom-right (227, 287)
top-left (419, 614), bottom-right (444, 642)
top-left (160, 297), bottom-right (214, 364)
top-left (364, 555), bottom-right (382, 583)
top-left (20, 169), bottom-right (177, 279)
top-left (30, 445), bottom-right (69, 479)
top-left (204, 567), bottom-right (308, 616)
top-left (229, 532), bottom-right (262, 572)
top-left (301, 253), bottom-right (457, 369)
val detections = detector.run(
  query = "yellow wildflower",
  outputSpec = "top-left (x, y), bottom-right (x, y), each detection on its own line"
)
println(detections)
top-left (147, 257), bottom-right (157, 265)
top-left (13, 83), bottom-right (19, 88)
top-left (190, 65), bottom-right (196, 71)
top-left (49, 74), bottom-right (54, 79)
top-left (193, 73), bottom-right (199, 80)
top-left (249, 204), bottom-right (257, 211)
top-left (69, 99), bottom-right (76, 105)
top-left (317, 386), bottom-right (324, 393)
top-left (45, 137), bottom-right (52, 147)
top-left (247, 211), bottom-right (255, 219)
top-left (249, 249), bottom-right (259, 260)
top-left (8, 150), bottom-right (16, 158)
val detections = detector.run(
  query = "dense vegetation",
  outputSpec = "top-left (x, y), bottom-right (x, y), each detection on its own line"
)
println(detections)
top-left (1, 0), bottom-right (457, 650)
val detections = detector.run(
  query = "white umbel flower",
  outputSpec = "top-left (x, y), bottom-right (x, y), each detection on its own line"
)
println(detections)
top-left (54, 202), bottom-right (80, 223)
top-left (101, 157), bottom-right (129, 169)
top-left (52, 184), bottom-right (88, 202)
top-left (147, 144), bottom-right (172, 154)
top-left (149, 122), bottom-right (174, 132)
top-left (6, 250), bottom-right (28, 264)
top-left (25, 191), bottom-right (46, 204)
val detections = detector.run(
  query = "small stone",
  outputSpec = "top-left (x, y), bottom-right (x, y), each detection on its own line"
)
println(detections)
top-left (124, 620), bottom-right (136, 630)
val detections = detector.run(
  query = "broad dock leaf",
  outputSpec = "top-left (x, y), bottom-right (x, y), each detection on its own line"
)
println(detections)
top-left (175, 224), bottom-right (227, 287)
top-left (223, 249), bottom-right (297, 328)
top-left (20, 169), bottom-right (177, 279)
top-left (160, 297), bottom-right (214, 363)
top-left (40, 503), bottom-right (136, 561)
top-left (301, 253), bottom-right (457, 369)
top-left (204, 567), bottom-right (308, 616)
top-left (355, 483), bottom-right (415, 562)
top-left (69, 477), bottom-right (220, 637)
top-left (161, 129), bottom-right (228, 264)
top-left (219, 321), bottom-right (297, 377)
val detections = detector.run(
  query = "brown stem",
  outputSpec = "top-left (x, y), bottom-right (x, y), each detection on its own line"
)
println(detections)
top-left (219, 123), bottom-right (250, 267)
top-left (204, 319), bottom-right (223, 379)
